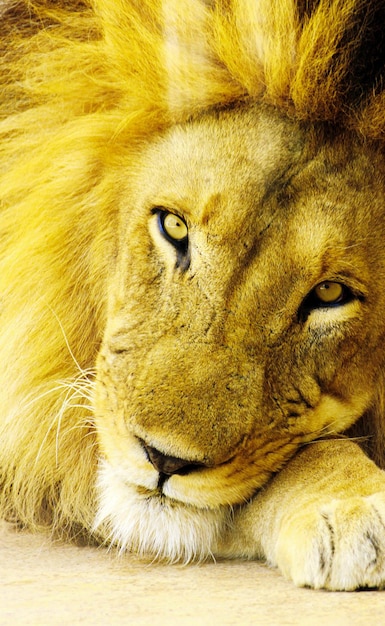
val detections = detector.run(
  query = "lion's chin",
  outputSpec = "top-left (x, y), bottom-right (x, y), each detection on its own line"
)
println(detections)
top-left (93, 461), bottom-right (231, 563)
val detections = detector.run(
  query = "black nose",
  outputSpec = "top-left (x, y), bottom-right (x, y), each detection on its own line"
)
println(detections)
top-left (142, 441), bottom-right (205, 476)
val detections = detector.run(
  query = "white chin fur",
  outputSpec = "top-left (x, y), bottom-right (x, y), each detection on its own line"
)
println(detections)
top-left (93, 461), bottom-right (230, 563)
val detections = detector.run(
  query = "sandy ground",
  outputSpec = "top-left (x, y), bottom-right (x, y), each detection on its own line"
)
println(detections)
top-left (1, 521), bottom-right (385, 625)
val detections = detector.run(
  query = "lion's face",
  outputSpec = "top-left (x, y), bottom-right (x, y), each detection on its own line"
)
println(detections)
top-left (93, 105), bottom-right (385, 559)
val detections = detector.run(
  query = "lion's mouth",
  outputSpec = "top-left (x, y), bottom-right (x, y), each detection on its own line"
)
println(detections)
top-left (95, 426), bottom-right (304, 513)
top-left (92, 428), bottom-right (302, 562)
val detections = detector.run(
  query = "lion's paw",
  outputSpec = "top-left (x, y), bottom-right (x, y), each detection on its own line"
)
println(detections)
top-left (274, 493), bottom-right (385, 590)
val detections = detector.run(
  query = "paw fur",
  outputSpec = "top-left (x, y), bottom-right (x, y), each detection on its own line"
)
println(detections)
top-left (274, 493), bottom-right (385, 590)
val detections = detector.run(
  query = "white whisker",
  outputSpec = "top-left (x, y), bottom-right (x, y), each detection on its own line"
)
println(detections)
top-left (32, 366), bottom-right (96, 468)
top-left (46, 305), bottom-right (86, 375)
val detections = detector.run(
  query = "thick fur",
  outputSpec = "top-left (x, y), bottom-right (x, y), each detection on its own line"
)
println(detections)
top-left (2, 0), bottom-right (385, 589)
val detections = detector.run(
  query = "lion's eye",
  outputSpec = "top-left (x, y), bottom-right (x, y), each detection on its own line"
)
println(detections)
top-left (303, 281), bottom-right (353, 312)
top-left (314, 281), bottom-right (344, 304)
top-left (162, 213), bottom-right (188, 241)
top-left (156, 210), bottom-right (188, 254)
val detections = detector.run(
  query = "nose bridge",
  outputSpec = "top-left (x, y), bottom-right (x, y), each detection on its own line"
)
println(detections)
top-left (182, 281), bottom-right (264, 350)
top-left (216, 224), bottom-right (298, 351)
top-left (183, 245), bottom-right (271, 350)
top-left (131, 337), bottom-right (265, 462)
top-left (214, 257), bottom-right (272, 350)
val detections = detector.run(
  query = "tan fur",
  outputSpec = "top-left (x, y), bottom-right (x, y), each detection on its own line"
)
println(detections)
top-left (2, 0), bottom-right (385, 589)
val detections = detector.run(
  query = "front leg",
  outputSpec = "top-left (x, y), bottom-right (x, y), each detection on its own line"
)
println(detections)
top-left (218, 440), bottom-right (385, 590)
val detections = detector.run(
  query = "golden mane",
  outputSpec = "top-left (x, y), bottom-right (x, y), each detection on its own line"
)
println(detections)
top-left (1, 0), bottom-right (385, 538)
top-left (3, 1), bottom-right (385, 133)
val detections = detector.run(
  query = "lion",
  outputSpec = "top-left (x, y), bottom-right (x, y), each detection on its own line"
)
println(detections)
top-left (2, 0), bottom-right (385, 591)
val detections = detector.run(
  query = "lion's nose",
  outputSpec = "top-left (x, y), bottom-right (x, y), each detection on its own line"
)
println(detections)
top-left (142, 441), bottom-right (206, 476)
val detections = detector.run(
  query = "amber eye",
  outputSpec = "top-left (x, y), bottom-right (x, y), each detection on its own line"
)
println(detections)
top-left (301, 280), bottom-right (353, 317)
top-left (156, 209), bottom-right (189, 255)
top-left (162, 213), bottom-right (188, 241)
top-left (314, 281), bottom-right (344, 304)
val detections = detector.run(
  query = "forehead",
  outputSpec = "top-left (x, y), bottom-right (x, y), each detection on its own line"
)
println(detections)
top-left (134, 106), bottom-right (306, 217)
top-left (130, 104), bottom-right (385, 245)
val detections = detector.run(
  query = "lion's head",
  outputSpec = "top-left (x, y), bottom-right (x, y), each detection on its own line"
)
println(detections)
top-left (92, 104), bottom-right (385, 560)
top-left (2, 0), bottom-right (385, 565)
